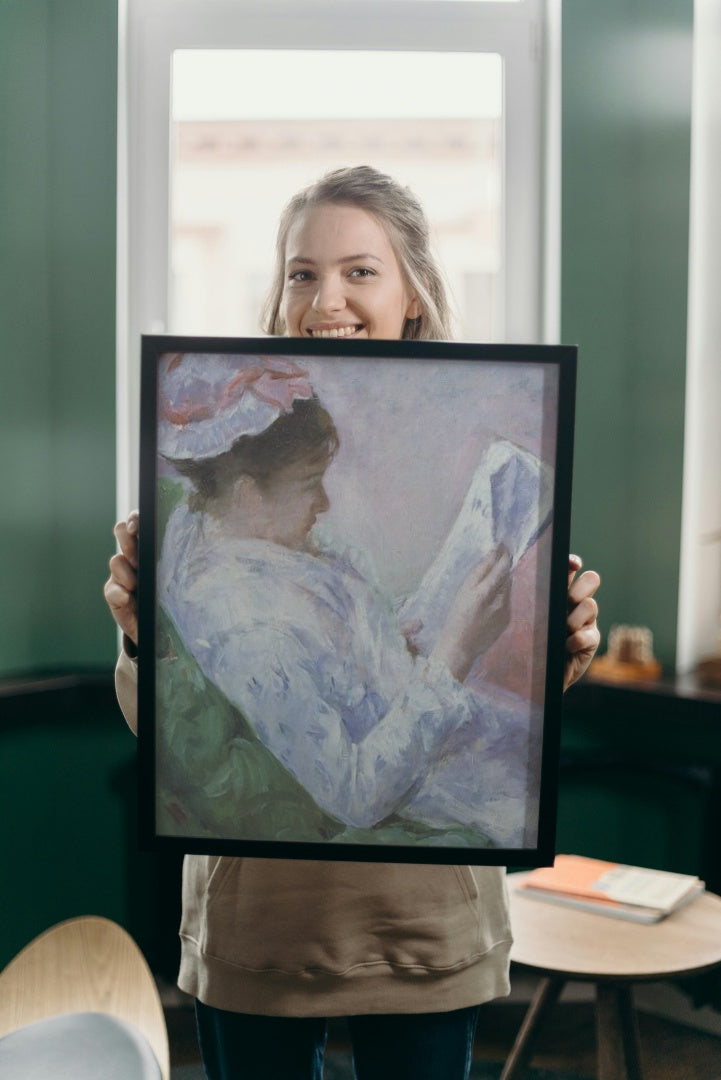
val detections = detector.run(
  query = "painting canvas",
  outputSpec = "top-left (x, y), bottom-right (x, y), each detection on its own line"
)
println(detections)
top-left (137, 336), bottom-right (576, 865)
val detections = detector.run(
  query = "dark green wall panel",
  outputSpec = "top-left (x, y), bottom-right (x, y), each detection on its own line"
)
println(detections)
top-left (1, 3), bottom-right (54, 669)
top-left (562, 1), bottom-right (693, 669)
top-left (559, 682), bottom-right (721, 887)
top-left (0, 0), bottom-right (118, 675)
top-left (0, 698), bottom-right (132, 965)
top-left (0, 681), bottom-right (184, 975)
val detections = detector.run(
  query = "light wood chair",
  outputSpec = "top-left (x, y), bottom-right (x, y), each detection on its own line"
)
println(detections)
top-left (0, 915), bottom-right (169, 1079)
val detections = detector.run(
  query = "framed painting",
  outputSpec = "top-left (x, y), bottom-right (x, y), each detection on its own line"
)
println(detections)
top-left (137, 336), bottom-right (576, 865)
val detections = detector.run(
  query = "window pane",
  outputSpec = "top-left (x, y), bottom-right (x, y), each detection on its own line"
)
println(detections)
top-left (170, 49), bottom-right (503, 340)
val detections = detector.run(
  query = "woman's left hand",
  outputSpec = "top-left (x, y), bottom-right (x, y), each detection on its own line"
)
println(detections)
top-left (564, 554), bottom-right (601, 691)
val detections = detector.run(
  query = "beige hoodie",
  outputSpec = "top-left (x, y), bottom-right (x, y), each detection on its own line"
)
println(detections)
top-left (116, 650), bottom-right (512, 1016)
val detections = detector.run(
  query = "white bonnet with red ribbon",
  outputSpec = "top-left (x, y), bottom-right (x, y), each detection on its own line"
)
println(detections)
top-left (158, 352), bottom-right (314, 461)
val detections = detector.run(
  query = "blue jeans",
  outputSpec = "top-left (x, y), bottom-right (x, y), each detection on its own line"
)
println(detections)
top-left (195, 1000), bottom-right (481, 1080)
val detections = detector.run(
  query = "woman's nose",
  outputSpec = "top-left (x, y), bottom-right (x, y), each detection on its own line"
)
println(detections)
top-left (312, 274), bottom-right (345, 314)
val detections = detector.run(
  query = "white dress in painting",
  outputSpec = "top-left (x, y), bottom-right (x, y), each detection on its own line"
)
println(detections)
top-left (157, 439), bottom-right (548, 849)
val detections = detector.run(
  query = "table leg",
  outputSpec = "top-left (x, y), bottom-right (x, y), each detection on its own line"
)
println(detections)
top-left (596, 982), bottom-right (643, 1080)
top-left (499, 976), bottom-right (565, 1080)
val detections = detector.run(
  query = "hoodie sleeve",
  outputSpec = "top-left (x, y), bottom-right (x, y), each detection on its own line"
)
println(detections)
top-left (115, 645), bottom-right (139, 736)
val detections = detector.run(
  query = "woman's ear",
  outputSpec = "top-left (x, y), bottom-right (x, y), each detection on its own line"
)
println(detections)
top-left (406, 296), bottom-right (423, 320)
top-left (219, 473), bottom-right (266, 533)
top-left (232, 474), bottom-right (261, 506)
top-left (224, 474), bottom-right (265, 522)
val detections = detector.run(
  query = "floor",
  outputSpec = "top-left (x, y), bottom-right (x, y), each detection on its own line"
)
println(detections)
top-left (164, 978), bottom-right (721, 1079)
top-left (474, 999), bottom-right (721, 1079)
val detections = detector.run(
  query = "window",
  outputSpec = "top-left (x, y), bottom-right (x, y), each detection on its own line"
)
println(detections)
top-left (169, 49), bottom-right (503, 340)
top-left (677, 1), bottom-right (721, 674)
top-left (118, 0), bottom-right (557, 508)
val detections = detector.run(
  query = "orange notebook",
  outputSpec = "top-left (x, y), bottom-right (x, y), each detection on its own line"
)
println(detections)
top-left (516, 854), bottom-right (704, 923)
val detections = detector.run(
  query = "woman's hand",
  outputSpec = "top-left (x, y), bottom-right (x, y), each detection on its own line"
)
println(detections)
top-left (431, 545), bottom-right (512, 682)
top-left (103, 510), bottom-right (140, 647)
top-left (564, 554), bottom-right (600, 690)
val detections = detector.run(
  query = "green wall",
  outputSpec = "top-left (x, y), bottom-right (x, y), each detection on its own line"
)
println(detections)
top-left (0, 0), bottom-right (118, 676)
top-left (0, 0), bottom-right (128, 969)
top-left (562, 0), bottom-right (693, 669)
top-left (0, 2), bottom-right (694, 675)
top-left (0, 682), bottom-right (183, 973)
top-left (558, 685), bottom-right (721, 884)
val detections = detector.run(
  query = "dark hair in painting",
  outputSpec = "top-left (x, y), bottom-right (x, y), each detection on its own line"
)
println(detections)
top-left (172, 396), bottom-right (339, 511)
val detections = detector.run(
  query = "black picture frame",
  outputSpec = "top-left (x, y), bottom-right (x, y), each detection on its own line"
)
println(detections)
top-left (138, 335), bottom-right (576, 866)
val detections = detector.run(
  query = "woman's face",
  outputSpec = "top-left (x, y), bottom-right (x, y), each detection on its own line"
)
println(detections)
top-left (242, 457), bottom-right (330, 550)
top-left (281, 203), bottom-right (421, 340)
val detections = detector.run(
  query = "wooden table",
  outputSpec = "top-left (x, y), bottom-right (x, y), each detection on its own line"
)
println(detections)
top-left (502, 873), bottom-right (721, 1080)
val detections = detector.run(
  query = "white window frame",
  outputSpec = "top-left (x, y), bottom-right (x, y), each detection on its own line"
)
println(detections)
top-left (676, 0), bottom-right (721, 674)
top-left (116, 0), bottom-right (559, 510)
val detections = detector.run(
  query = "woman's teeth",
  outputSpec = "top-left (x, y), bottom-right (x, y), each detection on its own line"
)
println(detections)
top-left (310, 325), bottom-right (360, 338)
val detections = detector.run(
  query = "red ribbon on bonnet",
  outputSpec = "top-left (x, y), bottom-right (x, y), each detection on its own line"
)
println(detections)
top-left (160, 356), bottom-right (313, 427)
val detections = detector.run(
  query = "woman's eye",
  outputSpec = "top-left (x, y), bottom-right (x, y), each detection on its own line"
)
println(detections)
top-left (288, 270), bottom-right (313, 283)
top-left (349, 267), bottom-right (375, 279)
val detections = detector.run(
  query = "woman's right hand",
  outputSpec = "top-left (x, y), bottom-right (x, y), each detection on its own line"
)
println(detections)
top-left (431, 545), bottom-right (512, 682)
top-left (103, 510), bottom-right (140, 647)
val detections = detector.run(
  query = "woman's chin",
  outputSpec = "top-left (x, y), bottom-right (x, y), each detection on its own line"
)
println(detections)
top-left (276, 532), bottom-right (316, 553)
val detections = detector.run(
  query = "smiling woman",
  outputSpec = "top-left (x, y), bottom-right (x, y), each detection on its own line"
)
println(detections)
top-left (263, 166), bottom-right (451, 341)
top-left (108, 122), bottom-right (589, 1077)
top-left (282, 204), bottom-right (421, 340)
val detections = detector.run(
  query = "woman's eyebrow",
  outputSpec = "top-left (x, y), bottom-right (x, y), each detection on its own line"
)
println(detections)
top-left (338, 253), bottom-right (384, 265)
top-left (286, 253), bottom-right (384, 266)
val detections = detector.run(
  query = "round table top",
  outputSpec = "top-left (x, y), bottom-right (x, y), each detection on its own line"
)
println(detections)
top-left (508, 872), bottom-right (721, 981)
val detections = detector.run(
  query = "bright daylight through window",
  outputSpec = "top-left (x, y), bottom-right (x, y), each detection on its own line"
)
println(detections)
top-left (170, 50), bottom-right (503, 343)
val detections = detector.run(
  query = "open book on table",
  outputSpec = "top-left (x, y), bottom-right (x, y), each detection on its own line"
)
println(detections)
top-left (514, 854), bottom-right (705, 923)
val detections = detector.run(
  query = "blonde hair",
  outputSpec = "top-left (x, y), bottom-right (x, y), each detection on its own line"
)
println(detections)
top-left (262, 166), bottom-right (454, 341)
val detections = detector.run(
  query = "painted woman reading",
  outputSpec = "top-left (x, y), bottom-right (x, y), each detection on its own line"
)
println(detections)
top-left (155, 351), bottom-right (548, 850)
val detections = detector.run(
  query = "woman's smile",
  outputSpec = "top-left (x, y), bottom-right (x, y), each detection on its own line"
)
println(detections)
top-left (306, 323), bottom-right (364, 339)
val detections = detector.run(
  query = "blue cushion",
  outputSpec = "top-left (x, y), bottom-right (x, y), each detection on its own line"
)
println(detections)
top-left (0, 1011), bottom-right (162, 1079)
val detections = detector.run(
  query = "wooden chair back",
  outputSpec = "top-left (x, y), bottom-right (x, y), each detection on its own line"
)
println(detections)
top-left (0, 915), bottom-right (169, 1080)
